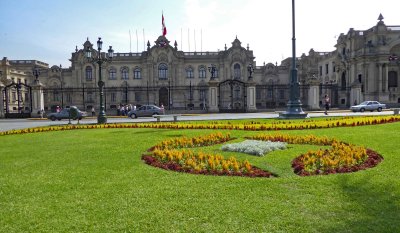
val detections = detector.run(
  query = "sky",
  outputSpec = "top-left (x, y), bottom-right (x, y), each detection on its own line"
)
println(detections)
top-left (0, 0), bottom-right (399, 68)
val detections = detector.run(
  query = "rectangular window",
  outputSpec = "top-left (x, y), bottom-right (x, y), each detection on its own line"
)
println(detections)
top-left (325, 64), bottom-right (329, 74)
top-left (135, 92), bottom-right (141, 101)
top-left (256, 88), bottom-right (261, 99)
top-left (279, 90), bottom-right (284, 99)
top-left (66, 93), bottom-right (72, 103)
top-left (267, 89), bottom-right (273, 98)
top-left (199, 69), bottom-right (206, 78)
top-left (111, 92), bottom-right (116, 102)
top-left (87, 92), bottom-right (93, 102)
top-left (109, 70), bottom-right (116, 80)
top-left (319, 66), bottom-right (322, 76)
top-left (86, 68), bottom-right (92, 81)
top-left (134, 69), bottom-right (141, 79)
top-left (122, 70), bottom-right (129, 80)
top-left (187, 69), bottom-right (194, 79)
top-left (199, 89), bottom-right (206, 100)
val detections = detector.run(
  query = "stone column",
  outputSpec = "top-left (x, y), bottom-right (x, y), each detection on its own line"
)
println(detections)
top-left (378, 63), bottom-right (383, 94)
top-left (246, 80), bottom-right (257, 112)
top-left (207, 80), bottom-right (219, 113)
top-left (0, 82), bottom-right (4, 118)
top-left (31, 79), bottom-right (45, 118)
top-left (307, 79), bottom-right (320, 110)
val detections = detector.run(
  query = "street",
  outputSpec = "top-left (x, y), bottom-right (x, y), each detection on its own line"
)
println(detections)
top-left (0, 110), bottom-right (396, 132)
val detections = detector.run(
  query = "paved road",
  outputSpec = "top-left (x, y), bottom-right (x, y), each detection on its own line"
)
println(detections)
top-left (0, 110), bottom-right (396, 132)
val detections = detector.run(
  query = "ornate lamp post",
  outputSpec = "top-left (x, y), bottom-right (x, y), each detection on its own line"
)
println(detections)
top-left (279, 0), bottom-right (308, 119)
top-left (85, 37), bottom-right (114, 124)
top-left (247, 63), bottom-right (254, 80)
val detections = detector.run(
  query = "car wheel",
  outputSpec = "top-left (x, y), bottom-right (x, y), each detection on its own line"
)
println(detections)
top-left (360, 108), bottom-right (365, 112)
top-left (50, 116), bottom-right (56, 121)
top-left (377, 107), bottom-right (382, 112)
top-left (130, 114), bottom-right (136, 119)
top-left (57, 118), bottom-right (61, 121)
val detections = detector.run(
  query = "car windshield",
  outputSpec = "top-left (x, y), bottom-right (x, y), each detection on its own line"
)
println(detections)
top-left (359, 101), bottom-right (369, 105)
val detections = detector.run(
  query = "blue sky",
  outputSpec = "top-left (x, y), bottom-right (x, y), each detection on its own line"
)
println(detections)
top-left (1, 0), bottom-right (399, 68)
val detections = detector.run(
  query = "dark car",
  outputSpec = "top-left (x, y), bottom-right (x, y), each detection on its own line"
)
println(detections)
top-left (350, 101), bottom-right (386, 112)
top-left (47, 107), bottom-right (87, 121)
top-left (127, 105), bottom-right (165, 118)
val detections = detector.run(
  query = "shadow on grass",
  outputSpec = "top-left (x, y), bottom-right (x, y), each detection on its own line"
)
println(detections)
top-left (318, 175), bottom-right (400, 233)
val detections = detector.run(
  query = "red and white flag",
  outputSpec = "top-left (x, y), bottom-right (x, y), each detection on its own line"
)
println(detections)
top-left (162, 13), bottom-right (167, 36)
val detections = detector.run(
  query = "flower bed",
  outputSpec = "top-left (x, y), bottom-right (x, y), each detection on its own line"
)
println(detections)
top-left (143, 133), bottom-right (275, 178)
top-left (249, 133), bottom-right (383, 176)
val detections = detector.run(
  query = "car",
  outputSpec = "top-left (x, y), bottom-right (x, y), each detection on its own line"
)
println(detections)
top-left (127, 105), bottom-right (165, 118)
top-left (47, 106), bottom-right (87, 121)
top-left (350, 101), bottom-right (386, 112)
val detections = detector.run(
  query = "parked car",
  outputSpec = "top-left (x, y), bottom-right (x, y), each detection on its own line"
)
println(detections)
top-left (350, 101), bottom-right (386, 112)
top-left (47, 106), bottom-right (87, 121)
top-left (127, 105), bottom-right (165, 118)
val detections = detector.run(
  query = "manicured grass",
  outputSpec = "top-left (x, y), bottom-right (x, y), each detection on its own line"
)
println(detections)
top-left (0, 121), bottom-right (400, 232)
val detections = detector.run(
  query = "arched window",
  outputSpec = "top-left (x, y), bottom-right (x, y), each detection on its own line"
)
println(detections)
top-left (121, 67), bottom-right (129, 80)
top-left (85, 66), bottom-right (92, 81)
top-left (109, 68), bottom-right (116, 80)
top-left (388, 71), bottom-right (398, 88)
top-left (234, 63), bottom-right (241, 79)
top-left (199, 66), bottom-right (206, 78)
top-left (159, 63), bottom-right (168, 80)
top-left (134, 68), bottom-right (141, 79)
top-left (186, 67), bottom-right (194, 78)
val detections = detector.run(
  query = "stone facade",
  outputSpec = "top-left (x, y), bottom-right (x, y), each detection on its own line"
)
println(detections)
top-left (1, 14), bottom-right (399, 117)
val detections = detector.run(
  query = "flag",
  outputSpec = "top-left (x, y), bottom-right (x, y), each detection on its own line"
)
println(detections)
top-left (162, 13), bottom-right (167, 36)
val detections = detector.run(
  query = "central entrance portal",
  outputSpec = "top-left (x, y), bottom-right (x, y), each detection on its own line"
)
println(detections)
top-left (218, 79), bottom-right (247, 113)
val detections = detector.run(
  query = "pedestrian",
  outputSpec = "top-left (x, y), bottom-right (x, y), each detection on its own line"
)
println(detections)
top-left (40, 109), bottom-right (44, 118)
top-left (91, 107), bottom-right (95, 117)
top-left (324, 94), bottom-right (330, 115)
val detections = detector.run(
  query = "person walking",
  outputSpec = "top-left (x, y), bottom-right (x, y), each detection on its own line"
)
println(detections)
top-left (324, 94), bottom-right (330, 115)
top-left (91, 107), bottom-right (95, 117)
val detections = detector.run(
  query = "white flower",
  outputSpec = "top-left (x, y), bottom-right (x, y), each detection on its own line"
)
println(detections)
top-left (221, 140), bottom-right (287, 156)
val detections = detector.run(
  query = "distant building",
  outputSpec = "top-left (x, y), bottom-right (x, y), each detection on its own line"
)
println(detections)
top-left (1, 14), bottom-right (399, 117)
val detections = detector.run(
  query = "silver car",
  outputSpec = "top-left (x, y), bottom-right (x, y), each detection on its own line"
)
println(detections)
top-left (127, 105), bottom-right (165, 118)
top-left (350, 101), bottom-right (386, 112)
top-left (47, 107), bottom-right (87, 121)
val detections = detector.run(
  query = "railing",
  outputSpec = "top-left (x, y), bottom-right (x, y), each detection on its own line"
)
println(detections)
top-left (183, 52), bottom-right (219, 56)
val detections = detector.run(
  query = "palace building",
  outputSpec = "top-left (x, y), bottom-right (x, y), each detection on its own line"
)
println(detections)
top-left (0, 14), bottom-right (399, 118)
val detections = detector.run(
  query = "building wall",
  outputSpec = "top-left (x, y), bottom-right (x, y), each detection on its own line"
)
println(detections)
top-left (1, 15), bottom-right (400, 116)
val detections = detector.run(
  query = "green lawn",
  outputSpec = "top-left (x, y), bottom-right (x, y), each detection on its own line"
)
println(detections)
top-left (0, 120), bottom-right (399, 232)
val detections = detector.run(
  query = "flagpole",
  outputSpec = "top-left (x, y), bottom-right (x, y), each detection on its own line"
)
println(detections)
top-left (129, 30), bottom-right (132, 53)
top-left (188, 28), bottom-right (190, 52)
top-left (194, 29), bottom-right (196, 52)
top-left (143, 29), bottom-right (145, 51)
top-left (201, 29), bottom-right (202, 53)
top-left (136, 29), bottom-right (138, 53)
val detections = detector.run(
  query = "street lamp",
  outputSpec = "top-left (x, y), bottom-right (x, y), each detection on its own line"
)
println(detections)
top-left (247, 63), bottom-right (254, 80)
top-left (85, 37), bottom-right (114, 124)
top-left (279, 0), bottom-right (308, 119)
top-left (208, 64), bottom-right (216, 80)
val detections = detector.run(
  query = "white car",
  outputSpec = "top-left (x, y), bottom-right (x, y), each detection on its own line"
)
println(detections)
top-left (350, 101), bottom-right (386, 112)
